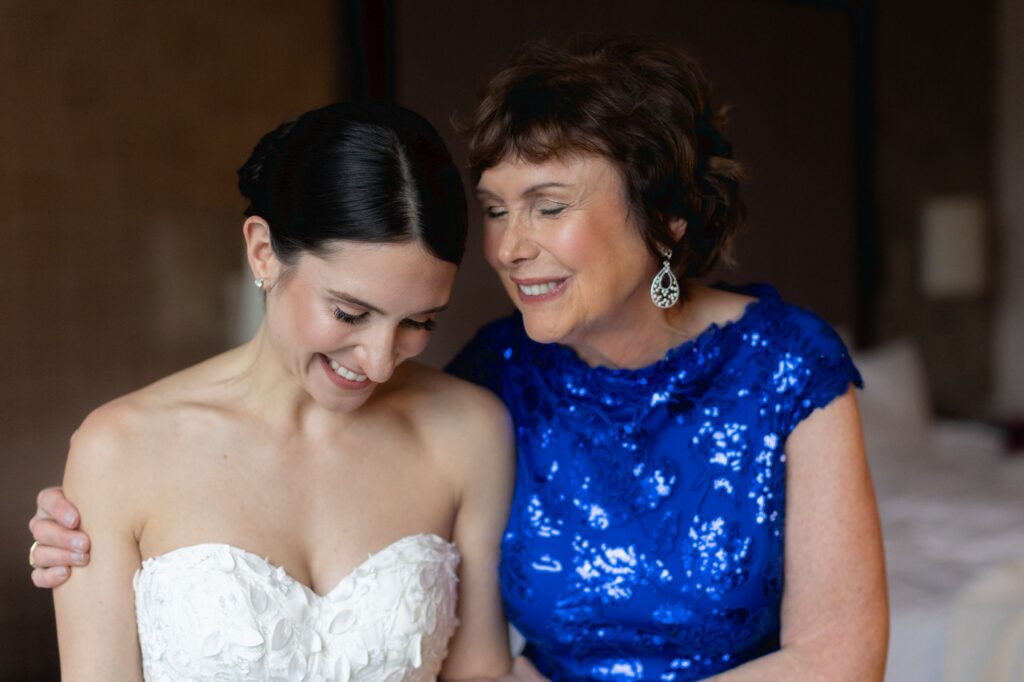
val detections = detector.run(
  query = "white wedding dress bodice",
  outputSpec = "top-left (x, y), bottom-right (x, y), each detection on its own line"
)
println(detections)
top-left (133, 534), bottom-right (460, 682)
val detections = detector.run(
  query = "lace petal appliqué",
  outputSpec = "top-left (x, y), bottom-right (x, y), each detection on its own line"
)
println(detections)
top-left (133, 534), bottom-right (459, 681)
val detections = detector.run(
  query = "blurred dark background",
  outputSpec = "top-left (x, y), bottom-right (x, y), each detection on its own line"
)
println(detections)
top-left (3, 1), bottom-right (1020, 678)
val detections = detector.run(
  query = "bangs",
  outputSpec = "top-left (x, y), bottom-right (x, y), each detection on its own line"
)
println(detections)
top-left (466, 75), bottom-right (611, 181)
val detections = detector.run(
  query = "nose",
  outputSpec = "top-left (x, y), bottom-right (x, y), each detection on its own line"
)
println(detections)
top-left (354, 326), bottom-right (398, 384)
top-left (494, 211), bottom-right (539, 266)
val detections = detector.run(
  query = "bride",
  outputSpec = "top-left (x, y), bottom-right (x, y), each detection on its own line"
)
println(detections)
top-left (52, 101), bottom-right (514, 680)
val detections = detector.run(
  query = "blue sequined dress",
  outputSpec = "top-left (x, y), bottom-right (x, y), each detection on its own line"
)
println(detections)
top-left (446, 284), bottom-right (862, 681)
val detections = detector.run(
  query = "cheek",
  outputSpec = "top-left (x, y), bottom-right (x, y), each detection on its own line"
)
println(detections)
top-left (397, 330), bottom-right (431, 360)
top-left (279, 293), bottom-right (339, 349)
top-left (550, 219), bottom-right (620, 281)
top-left (482, 226), bottom-right (503, 270)
top-left (561, 222), bottom-right (648, 295)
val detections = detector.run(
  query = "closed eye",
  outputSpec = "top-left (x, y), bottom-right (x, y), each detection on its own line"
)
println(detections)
top-left (485, 207), bottom-right (508, 219)
top-left (539, 205), bottom-right (567, 217)
top-left (333, 308), bottom-right (368, 324)
top-left (401, 318), bottom-right (437, 332)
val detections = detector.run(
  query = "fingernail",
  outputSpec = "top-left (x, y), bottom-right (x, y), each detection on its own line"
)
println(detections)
top-left (71, 537), bottom-right (86, 551)
top-left (56, 567), bottom-right (68, 577)
top-left (72, 552), bottom-right (85, 564)
top-left (64, 512), bottom-right (76, 526)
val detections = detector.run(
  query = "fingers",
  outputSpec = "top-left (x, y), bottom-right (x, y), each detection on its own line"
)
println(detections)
top-left (30, 518), bottom-right (91, 555)
top-left (31, 543), bottom-right (88, 570)
top-left (31, 566), bottom-right (71, 589)
top-left (36, 486), bottom-right (80, 529)
top-left (28, 487), bottom-right (87, 591)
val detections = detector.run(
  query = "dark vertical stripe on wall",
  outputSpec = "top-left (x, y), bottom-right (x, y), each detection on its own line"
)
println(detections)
top-left (794, 0), bottom-right (878, 345)
top-left (344, 0), bottom-right (396, 101)
top-left (851, 1), bottom-right (877, 346)
top-left (333, 0), bottom-right (348, 99)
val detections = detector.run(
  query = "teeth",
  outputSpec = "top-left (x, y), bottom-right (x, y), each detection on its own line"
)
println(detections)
top-left (517, 281), bottom-right (561, 296)
top-left (329, 359), bottom-right (368, 382)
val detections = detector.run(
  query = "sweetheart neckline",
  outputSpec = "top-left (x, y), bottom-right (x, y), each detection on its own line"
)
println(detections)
top-left (135, 532), bottom-right (456, 599)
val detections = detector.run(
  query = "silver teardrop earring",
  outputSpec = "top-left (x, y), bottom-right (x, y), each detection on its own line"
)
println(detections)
top-left (254, 277), bottom-right (265, 289)
top-left (650, 246), bottom-right (680, 308)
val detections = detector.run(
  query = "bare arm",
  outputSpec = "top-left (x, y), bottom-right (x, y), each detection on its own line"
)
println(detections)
top-left (53, 412), bottom-right (145, 681)
top-left (706, 389), bottom-right (889, 681)
top-left (435, 387), bottom-right (516, 680)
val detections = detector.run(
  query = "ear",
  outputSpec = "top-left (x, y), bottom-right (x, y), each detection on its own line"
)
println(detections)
top-left (243, 216), bottom-right (281, 284)
top-left (668, 217), bottom-right (688, 243)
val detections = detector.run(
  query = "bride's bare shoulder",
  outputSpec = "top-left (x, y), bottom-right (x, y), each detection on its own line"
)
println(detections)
top-left (380, 362), bottom-right (514, 503)
top-left (65, 394), bottom-right (174, 490)
top-left (61, 394), bottom-right (165, 532)
top-left (383, 360), bottom-right (506, 416)
top-left (67, 350), bottom-right (243, 473)
top-left (377, 361), bottom-right (511, 451)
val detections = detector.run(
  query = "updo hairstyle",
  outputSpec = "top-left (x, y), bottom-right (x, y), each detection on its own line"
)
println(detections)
top-left (460, 37), bottom-right (745, 279)
top-left (238, 101), bottom-right (468, 267)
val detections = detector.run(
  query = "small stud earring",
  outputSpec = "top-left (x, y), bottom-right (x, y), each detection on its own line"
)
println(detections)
top-left (650, 246), bottom-right (680, 309)
top-left (254, 277), bottom-right (265, 289)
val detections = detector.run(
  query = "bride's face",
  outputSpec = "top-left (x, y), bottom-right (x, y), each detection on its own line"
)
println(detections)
top-left (264, 240), bottom-right (456, 412)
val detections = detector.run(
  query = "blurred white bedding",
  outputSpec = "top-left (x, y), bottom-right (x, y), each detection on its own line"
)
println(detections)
top-left (856, 341), bottom-right (1024, 681)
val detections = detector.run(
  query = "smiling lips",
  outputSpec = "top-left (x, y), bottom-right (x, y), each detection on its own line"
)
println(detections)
top-left (329, 358), bottom-right (367, 382)
top-left (513, 277), bottom-right (569, 302)
top-left (319, 353), bottom-right (370, 390)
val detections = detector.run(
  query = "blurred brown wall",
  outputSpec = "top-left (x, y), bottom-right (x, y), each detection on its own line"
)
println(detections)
top-left (875, 0), bottom-right (995, 415)
top-left (0, 3), bottom-right (334, 678)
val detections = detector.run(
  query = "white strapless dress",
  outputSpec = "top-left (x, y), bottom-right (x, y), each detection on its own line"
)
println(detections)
top-left (133, 534), bottom-right (460, 682)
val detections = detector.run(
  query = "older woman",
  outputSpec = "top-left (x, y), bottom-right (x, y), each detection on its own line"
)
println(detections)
top-left (30, 38), bottom-right (887, 681)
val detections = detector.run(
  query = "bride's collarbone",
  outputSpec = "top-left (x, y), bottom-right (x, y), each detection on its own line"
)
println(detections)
top-left (136, 442), bottom-right (458, 578)
top-left (138, 481), bottom-right (456, 585)
top-left (129, 388), bottom-right (461, 585)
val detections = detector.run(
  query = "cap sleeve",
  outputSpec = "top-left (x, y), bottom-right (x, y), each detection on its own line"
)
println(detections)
top-left (773, 307), bottom-right (863, 437)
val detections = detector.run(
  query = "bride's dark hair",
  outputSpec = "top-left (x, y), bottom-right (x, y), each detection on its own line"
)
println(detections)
top-left (238, 101), bottom-right (468, 266)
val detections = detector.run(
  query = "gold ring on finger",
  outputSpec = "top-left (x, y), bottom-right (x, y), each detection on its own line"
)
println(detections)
top-left (29, 540), bottom-right (41, 570)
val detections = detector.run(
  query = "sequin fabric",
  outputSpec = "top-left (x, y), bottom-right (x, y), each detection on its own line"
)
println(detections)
top-left (447, 285), bottom-right (862, 681)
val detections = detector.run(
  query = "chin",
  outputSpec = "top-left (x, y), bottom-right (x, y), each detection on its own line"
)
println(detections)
top-left (520, 313), bottom-right (571, 346)
top-left (311, 382), bottom-right (377, 413)
top-left (324, 391), bottom-right (376, 412)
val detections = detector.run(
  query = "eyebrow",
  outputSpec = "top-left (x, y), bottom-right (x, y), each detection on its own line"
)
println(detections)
top-left (476, 181), bottom-right (573, 200)
top-left (327, 290), bottom-right (449, 316)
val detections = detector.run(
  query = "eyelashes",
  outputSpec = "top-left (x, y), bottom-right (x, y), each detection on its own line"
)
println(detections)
top-left (405, 318), bottom-right (437, 332)
top-left (332, 308), bottom-right (366, 324)
top-left (332, 308), bottom-right (436, 332)
top-left (484, 205), bottom-right (567, 219)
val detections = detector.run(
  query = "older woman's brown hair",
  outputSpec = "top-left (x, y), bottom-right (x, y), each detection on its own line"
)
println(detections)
top-left (459, 36), bottom-right (746, 280)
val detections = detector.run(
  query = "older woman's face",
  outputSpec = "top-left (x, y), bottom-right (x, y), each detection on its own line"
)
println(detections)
top-left (477, 155), bottom-right (656, 348)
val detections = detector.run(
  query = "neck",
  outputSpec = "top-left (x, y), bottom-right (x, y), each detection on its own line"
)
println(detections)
top-left (230, 324), bottom-right (355, 434)
top-left (567, 282), bottom-right (699, 370)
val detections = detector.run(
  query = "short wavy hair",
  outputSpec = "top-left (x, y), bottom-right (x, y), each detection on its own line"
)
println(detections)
top-left (458, 36), bottom-right (745, 279)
